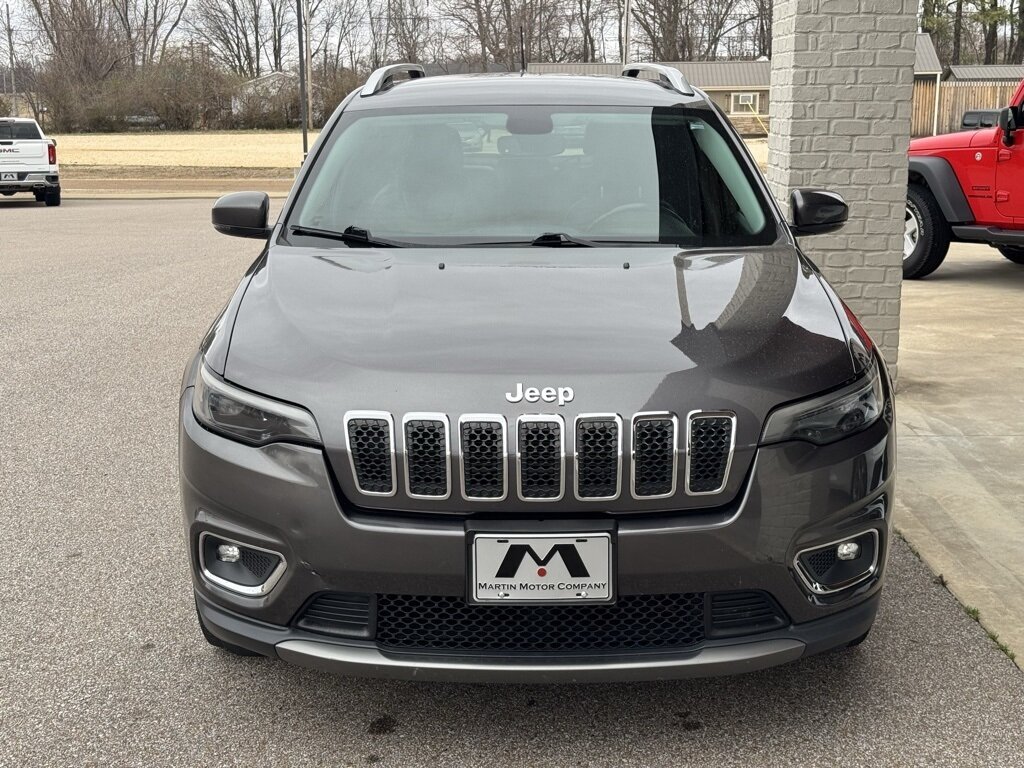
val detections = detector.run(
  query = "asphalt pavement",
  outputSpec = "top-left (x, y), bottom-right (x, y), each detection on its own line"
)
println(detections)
top-left (1, 198), bottom-right (1023, 767)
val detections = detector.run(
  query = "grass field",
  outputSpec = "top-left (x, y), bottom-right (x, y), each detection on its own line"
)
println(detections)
top-left (55, 131), bottom-right (319, 170)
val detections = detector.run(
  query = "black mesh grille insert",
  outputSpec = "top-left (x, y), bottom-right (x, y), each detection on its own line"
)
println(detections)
top-left (632, 417), bottom-right (676, 497)
top-left (296, 593), bottom-right (374, 638)
top-left (709, 590), bottom-right (787, 637)
top-left (687, 415), bottom-right (733, 493)
top-left (461, 420), bottom-right (505, 499)
top-left (239, 549), bottom-right (275, 580)
top-left (517, 420), bottom-right (562, 499)
top-left (375, 593), bottom-right (706, 652)
top-left (805, 547), bottom-right (838, 578)
top-left (576, 418), bottom-right (620, 499)
top-left (404, 419), bottom-right (448, 497)
top-left (347, 417), bottom-right (394, 494)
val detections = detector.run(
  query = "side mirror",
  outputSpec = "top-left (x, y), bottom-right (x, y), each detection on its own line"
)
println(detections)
top-left (789, 189), bottom-right (849, 237)
top-left (998, 106), bottom-right (1018, 147)
top-left (212, 191), bottom-right (271, 239)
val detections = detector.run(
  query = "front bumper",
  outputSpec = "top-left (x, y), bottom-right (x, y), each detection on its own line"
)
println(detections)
top-left (180, 377), bottom-right (895, 682)
top-left (196, 589), bottom-right (879, 682)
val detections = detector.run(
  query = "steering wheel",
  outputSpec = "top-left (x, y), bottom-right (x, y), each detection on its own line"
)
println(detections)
top-left (585, 201), bottom-right (689, 235)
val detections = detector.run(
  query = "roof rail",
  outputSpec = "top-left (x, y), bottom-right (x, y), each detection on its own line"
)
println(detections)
top-left (361, 64), bottom-right (426, 97)
top-left (621, 64), bottom-right (694, 97)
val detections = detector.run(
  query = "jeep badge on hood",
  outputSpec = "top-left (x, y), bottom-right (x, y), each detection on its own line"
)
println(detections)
top-left (505, 383), bottom-right (575, 406)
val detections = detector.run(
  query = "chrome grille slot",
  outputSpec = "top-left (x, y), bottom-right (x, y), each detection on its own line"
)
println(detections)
top-left (459, 416), bottom-right (507, 500)
top-left (575, 415), bottom-right (621, 500)
top-left (516, 416), bottom-right (564, 501)
top-left (345, 412), bottom-right (395, 496)
top-left (686, 412), bottom-right (735, 495)
top-left (631, 413), bottom-right (677, 499)
top-left (403, 414), bottom-right (450, 499)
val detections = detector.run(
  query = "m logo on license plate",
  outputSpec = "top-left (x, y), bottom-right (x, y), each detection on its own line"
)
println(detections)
top-left (1, 173), bottom-right (15, 181)
top-left (472, 533), bottom-right (612, 603)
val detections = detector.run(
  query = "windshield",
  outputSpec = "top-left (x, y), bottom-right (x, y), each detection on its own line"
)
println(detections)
top-left (0, 122), bottom-right (42, 140)
top-left (287, 105), bottom-right (775, 248)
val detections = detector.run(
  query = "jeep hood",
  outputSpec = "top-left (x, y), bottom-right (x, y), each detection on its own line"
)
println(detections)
top-left (224, 243), bottom-right (856, 513)
top-left (909, 127), bottom-right (998, 153)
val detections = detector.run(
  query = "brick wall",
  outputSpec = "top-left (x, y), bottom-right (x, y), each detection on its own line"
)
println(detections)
top-left (767, 0), bottom-right (916, 375)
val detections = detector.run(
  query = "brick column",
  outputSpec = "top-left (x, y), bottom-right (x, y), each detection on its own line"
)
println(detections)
top-left (767, 0), bottom-right (916, 375)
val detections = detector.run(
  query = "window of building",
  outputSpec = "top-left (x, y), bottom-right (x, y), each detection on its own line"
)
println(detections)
top-left (730, 92), bottom-right (760, 115)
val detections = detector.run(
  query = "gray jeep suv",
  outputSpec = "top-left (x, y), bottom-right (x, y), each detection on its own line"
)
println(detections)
top-left (180, 64), bottom-right (894, 682)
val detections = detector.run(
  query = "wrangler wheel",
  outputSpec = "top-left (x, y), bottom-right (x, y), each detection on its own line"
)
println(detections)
top-left (999, 246), bottom-right (1024, 265)
top-left (903, 185), bottom-right (950, 279)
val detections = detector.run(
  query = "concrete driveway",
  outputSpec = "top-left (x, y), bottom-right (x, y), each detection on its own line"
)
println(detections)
top-left (1, 199), bottom-right (1022, 766)
top-left (897, 241), bottom-right (1024, 664)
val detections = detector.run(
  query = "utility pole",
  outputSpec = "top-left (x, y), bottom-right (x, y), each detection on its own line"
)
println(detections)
top-left (296, 0), bottom-right (309, 157)
top-left (303, 0), bottom-right (313, 127)
top-left (622, 0), bottom-right (632, 65)
top-left (4, 2), bottom-right (17, 116)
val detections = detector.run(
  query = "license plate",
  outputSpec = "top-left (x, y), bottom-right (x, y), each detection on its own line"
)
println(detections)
top-left (471, 533), bottom-right (612, 603)
top-left (1, 173), bottom-right (15, 181)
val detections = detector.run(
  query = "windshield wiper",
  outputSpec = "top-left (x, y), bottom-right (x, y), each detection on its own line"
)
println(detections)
top-left (530, 232), bottom-right (597, 247)
top-left (289, 224), bottom-right (404, 248)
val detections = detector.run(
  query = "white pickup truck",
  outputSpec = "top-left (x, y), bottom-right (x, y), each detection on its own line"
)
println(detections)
top-left (0, 117), bottom-right (61, 206)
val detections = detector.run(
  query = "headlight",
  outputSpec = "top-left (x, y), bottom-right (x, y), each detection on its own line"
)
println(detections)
top-left (761, 367), bottom-right (884, 446)
top-left (192, 364), bottom-right (321, 446)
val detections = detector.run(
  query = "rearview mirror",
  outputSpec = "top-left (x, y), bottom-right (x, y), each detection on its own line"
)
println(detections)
top-left (212, 191), bottom-right (271, 239)
top-left (998, 106), bottom-right (1018, 147)
top-left (789, 189), bottom-right (848, 237)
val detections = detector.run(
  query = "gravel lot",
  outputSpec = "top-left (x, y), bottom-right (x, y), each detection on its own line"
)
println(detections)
top-left (1, 198), bottom-right (1022, 767)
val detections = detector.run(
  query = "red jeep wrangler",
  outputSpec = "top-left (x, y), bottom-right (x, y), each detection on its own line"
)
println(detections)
top-left (905, 78), bottom-right (1024, 278)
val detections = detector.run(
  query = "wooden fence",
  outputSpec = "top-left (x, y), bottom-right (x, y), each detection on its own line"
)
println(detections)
top-left (912, 79), bottom-right (1021, 137)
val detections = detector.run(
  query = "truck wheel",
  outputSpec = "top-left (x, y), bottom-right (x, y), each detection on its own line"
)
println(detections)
top-left (44, 188), bottom-right (61, 207)
top-left (903, 185), bottom-right (951, 279)
top-left (998, 246), bottom-right (1024, 265)
top-left (34, 190), bottom-right (45, 202)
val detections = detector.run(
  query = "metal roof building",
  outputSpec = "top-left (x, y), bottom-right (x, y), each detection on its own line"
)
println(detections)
top-left (529, 36), bottom-right (943, 87)
top-left (945, 65), bottom-right (1024, 82)
top-left (915, 33), bottom-right (942, 76)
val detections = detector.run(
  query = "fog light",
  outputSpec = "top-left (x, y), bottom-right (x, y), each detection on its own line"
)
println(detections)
top-left (837, 541), bottom-right (860, 561)
top-left (216, 544), bottom-right (241, 563)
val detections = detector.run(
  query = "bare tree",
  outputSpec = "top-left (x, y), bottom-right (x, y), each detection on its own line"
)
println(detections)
top-left (190, 0), bottom-right (266, 77)
top-left (631, 0), bottom-right (759, 61)
top-left (111, 0), bottom-right (189, 68)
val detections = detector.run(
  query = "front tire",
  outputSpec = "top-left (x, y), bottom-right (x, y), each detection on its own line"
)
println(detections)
top-left (195, 600), bottom-right (261, 656)
top-left (903, 185), bottom-right (951, 279)
top-left (998, 246), bottom-right (1024, 265)
top-left (846, 628), bottom-right (871, 648)
top-left (34, 190), bottom-right (45, 203)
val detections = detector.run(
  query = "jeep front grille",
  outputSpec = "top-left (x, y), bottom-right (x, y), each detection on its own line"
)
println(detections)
top-left (516, 416), bottom-right (564, 500)
top-left (459, 416), bottom-right (507, 500)
top-left (574, 415), bottom-right (621, 500)
top-left (403, 415), bottom-right (450, 498)
top-left (345, 412), bottom-right (395, 496)
top-left (343, 410), bottom-right (735, 504)
top-left (686, 413), bottom-right (736, 495)
top-left (631, 414), bottom-right (677, 498)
